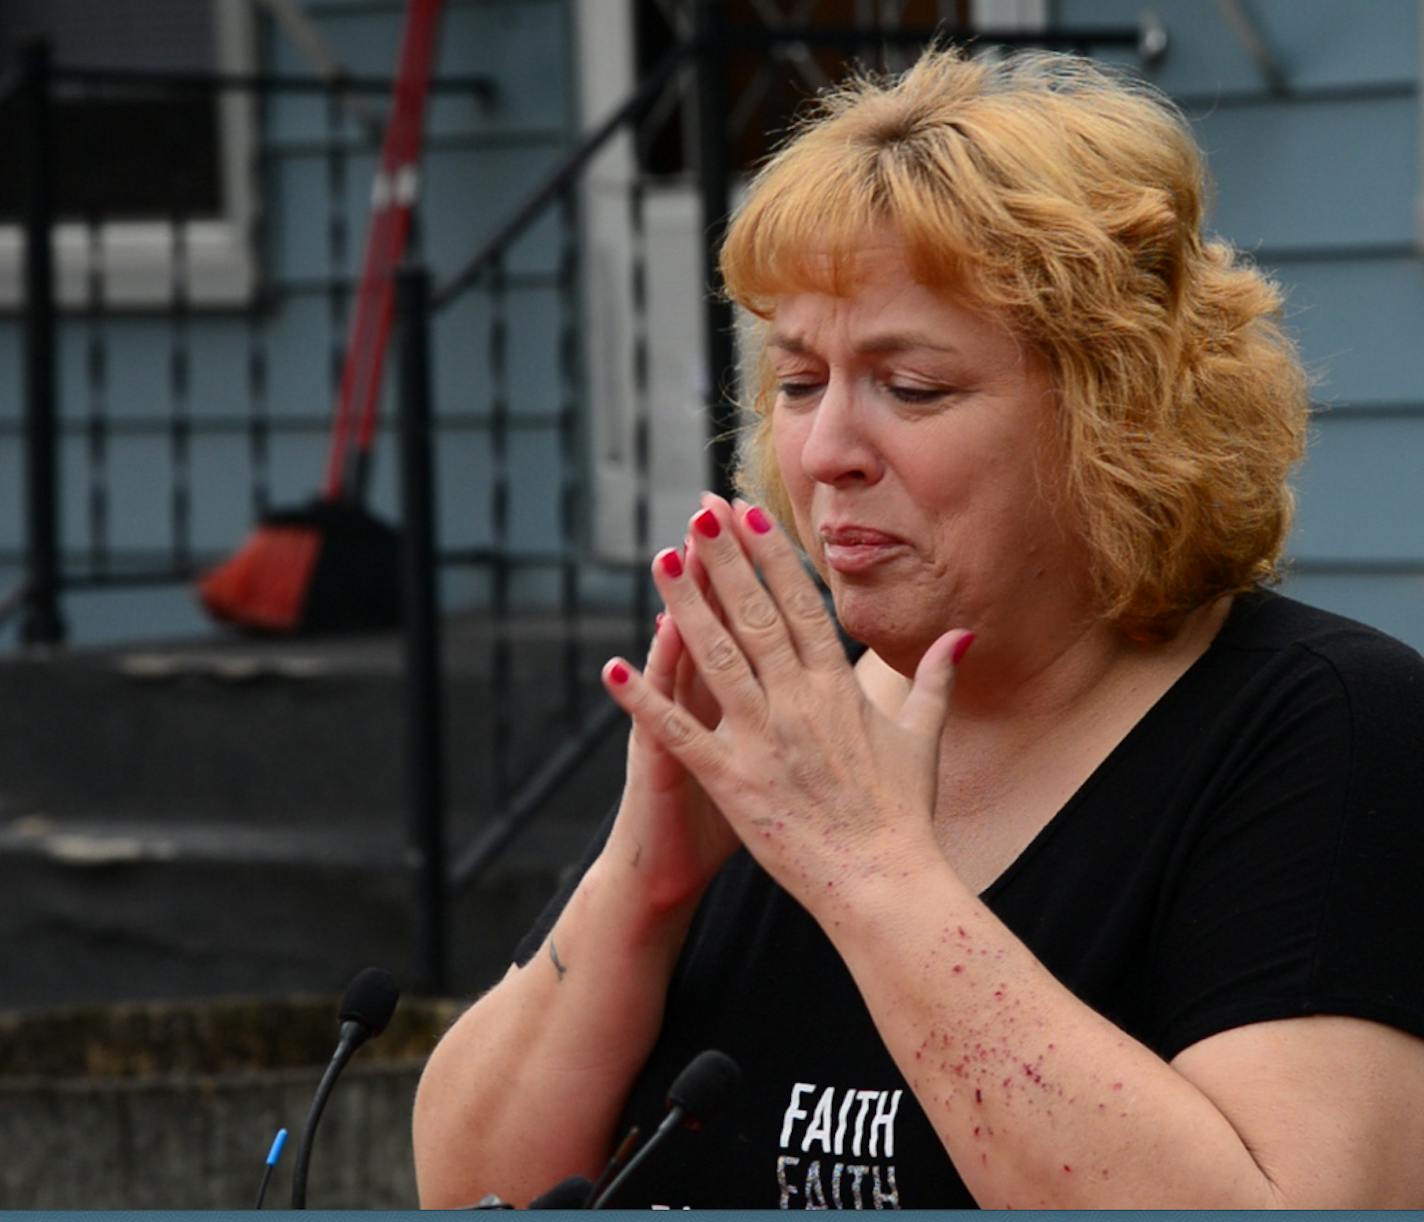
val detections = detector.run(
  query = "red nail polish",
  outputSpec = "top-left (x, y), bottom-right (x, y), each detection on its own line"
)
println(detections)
top-left (950, 632), bottom-right (976, 665)
top-left (745, 506), bottom-right (772, 535)
top-left (693, 508), bottom-right (721, 539)
top-left (608, 661), bottom-right (630, 685)
top-left (659, 549), bottom-right (684, 579)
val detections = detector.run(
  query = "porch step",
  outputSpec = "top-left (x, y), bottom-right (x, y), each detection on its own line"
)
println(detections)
top-left (0, 612), bottom-right (642, 826)
top-left (0, 614), bottom-right (636, 1011)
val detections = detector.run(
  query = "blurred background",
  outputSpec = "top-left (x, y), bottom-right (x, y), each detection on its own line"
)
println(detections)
top-left (0, 0), bottom-right (1419, 1207)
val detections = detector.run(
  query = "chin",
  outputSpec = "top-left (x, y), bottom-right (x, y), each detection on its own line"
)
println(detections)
top-left (831, 589), bottom-right (933, 674)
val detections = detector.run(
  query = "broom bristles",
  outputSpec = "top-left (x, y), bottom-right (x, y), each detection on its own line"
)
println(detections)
top-left (198, 523), bottom-right (323, 633)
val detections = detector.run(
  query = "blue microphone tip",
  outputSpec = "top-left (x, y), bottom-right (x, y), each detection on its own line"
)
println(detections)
top-left (266, 1127), bottom-right (289, 1167)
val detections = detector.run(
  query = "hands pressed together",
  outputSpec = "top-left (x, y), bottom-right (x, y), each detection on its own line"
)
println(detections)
top-left (601, 493), bottom-right (974, 917)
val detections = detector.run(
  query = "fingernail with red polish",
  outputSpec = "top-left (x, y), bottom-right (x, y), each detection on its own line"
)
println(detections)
top-left (693, 508), bottom-right (721, 539)
top-left (950, 632), bottom-right (976, 665)
top-left (659, 548), bottom-right (684, 579)
top-left (745, 506), bottom-right (773, 535)
top-left (607, 660), bottom-right (630, 685)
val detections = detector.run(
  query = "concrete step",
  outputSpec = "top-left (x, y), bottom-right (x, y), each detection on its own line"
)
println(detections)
top-left (0, 731), bottom-right (623, 1011)
top-left (0, 612), bottom-right (642, 827)
top-left (0, 614), bottom-right (635, 1011)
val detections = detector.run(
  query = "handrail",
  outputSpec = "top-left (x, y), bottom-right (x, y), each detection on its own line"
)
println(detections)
top-left (721, 22), bottom-right (1146, 50)
top-left (430, 39), bottom-right (696, 312)
top-left (46, 63), bottom-right (495, 100)
top-left (448, 700), bottom-right (623, 893)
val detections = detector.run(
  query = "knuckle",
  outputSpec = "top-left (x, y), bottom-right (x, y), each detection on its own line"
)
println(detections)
top-left (704, 635), bottom-right (741, 673)
top-left (784, 584), bottom-right (827, 623)
top-left (738, 590), bottom-right (779, 631)
top-left (660, 707), bottom-right (696, 747)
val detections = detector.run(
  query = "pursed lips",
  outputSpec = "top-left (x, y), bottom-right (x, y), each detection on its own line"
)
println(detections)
top-left (818, 524), bottom-right (908, 573)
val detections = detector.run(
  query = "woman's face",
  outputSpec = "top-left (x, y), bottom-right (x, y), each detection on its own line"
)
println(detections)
top-left (769, 247), bottom-right (1087, 672)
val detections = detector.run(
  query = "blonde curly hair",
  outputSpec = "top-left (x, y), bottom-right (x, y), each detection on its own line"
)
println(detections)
top-left (721, 46), bottom-right (1309, 643)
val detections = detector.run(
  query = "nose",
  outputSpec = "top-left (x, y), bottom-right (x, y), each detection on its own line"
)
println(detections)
top-left (798, 373), bottom-right (883, 487)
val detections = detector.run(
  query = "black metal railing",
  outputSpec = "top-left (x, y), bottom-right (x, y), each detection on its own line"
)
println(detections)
top-left (1, 44), bottom-right (498, 634)
top-left (5, 9), bottom-right (1158, 993)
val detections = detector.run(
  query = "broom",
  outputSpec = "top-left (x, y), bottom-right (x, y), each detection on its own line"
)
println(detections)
top-left (198, 0), bottom-right (445, 634)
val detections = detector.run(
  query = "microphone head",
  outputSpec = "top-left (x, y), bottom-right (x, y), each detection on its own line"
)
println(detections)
top-left (665, 1049), bottom-right (742, 1125)
top-left (338, 966), bottom-right (399, 1036)
top-left (527, 1174), bottom-right (594, 1209)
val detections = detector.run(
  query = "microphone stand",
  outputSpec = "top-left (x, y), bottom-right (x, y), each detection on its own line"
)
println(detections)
top-left (291, 1021), bottom-right (363, 1209)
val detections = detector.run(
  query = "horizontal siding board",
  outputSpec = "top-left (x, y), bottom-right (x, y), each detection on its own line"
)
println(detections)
top-left (1289, 414), bottom-right (1424, 561)
top-left (0, 324), bottom-right (18, 422)
top-left (266, 0), bottom-right (570, 136)
top-left (1270, 256), bottom-right (1424, 406)
top-left (70, 434), bottom-right (169, 550)
top-left (436, 430), bottom-right (495, 549)
top-left (187, 434), bottom-right (263, 549)
top-left (269, 145), bottom-right (565, 280)
top-left (53, 317), bottom-right (261, 424)
top-left (1277, 571), bottom-right (1424, 652)
top-left (258, 294), bottom-right (342, 419)
top-left (1065, 0), bottom-right (1417, 94)
top-left (421, 157), bottom-right (568, 278)
top-left (1192, 94), bottom-right (1417, 250)
top-left (0, 444), bottom-right (19, 550)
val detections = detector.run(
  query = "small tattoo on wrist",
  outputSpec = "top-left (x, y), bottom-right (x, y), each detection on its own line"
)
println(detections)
top-left (549, 938), bottom-right (568, 981)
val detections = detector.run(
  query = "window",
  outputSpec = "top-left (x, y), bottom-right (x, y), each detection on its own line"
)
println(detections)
top-left (0, 0), bottom-right (258, 308)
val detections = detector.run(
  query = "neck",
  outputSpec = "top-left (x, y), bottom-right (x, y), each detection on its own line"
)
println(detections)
top-left (951, 595), bottom-right (1232, 725)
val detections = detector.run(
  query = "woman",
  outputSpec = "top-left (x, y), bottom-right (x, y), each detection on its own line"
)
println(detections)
top-left (414, 47), bottom-right (1424, 1208)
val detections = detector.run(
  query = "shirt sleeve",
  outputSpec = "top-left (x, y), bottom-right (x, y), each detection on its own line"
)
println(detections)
top-left (1148, 630), bottom-right (1424, 1060)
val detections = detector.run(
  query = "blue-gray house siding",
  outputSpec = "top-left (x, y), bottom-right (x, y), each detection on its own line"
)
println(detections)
top-left (3, 0), bottom-right (1421, 652)
top-left (0, 0), bottom-right (580, 644)
top-left (1069, 0), bottom-right (1424, 648)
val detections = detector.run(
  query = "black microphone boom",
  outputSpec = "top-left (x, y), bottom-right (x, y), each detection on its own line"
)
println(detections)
top-left (527, 1174), bottom-right (595, 1209)
top-left (290, 967), bottom-right (401, 1209)
top-left (339, 965), bottom-right (400, 1035)
top-left (590, 1050), bottom-right (741, 1209)
top-left (665, 1048), bottom-right (742, 1129)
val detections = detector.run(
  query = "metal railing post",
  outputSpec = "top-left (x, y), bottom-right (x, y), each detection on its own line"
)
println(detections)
top-left (396, 261), bottom-right (447, 995)
top-left (694, 1), bottom-right (737, 499)
top-left (20, 39), bottom-right (65, 646)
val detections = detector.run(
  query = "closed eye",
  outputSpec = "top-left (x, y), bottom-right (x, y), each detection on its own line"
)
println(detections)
top-left (777, 380), bottom-right (823, 401)
top-left (886, 383), bottom-right (955, 405)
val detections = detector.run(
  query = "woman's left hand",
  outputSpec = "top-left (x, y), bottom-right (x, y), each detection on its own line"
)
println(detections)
top-left (601, 495), bottom-right (973, 908)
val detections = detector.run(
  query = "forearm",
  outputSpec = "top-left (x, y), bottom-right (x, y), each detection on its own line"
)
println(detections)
top-left (818, 858), bottom-right (1281, 1209)
top-left (412, 851), bottom-right (699, 1208)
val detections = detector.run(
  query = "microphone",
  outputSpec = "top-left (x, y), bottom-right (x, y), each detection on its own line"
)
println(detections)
top-left (290, 966), bottom-right (400, 1209)
top-left (665, 1048), bottom-right (741, 1130)
top-left (254, 1127), bottom-right (288, 1209)
top-left (590, 1050), bottom-right (741, 1209)
top-left (527, 1175), bottom-right (595, 1209)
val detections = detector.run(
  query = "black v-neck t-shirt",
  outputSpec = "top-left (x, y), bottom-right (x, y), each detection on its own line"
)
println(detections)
top-left (513, 591), bottom-right (1424, 1208)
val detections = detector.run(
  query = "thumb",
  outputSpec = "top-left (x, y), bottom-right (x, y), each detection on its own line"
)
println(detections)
top-left (896, 630), bottom-right (975, 740)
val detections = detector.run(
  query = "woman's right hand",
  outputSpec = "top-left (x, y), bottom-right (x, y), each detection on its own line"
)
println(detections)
top-left (604, 540), bottom-right (740, 915)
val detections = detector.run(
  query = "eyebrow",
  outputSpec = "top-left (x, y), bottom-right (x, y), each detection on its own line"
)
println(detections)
top-left (768, 331), bottom-right (963, 357)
